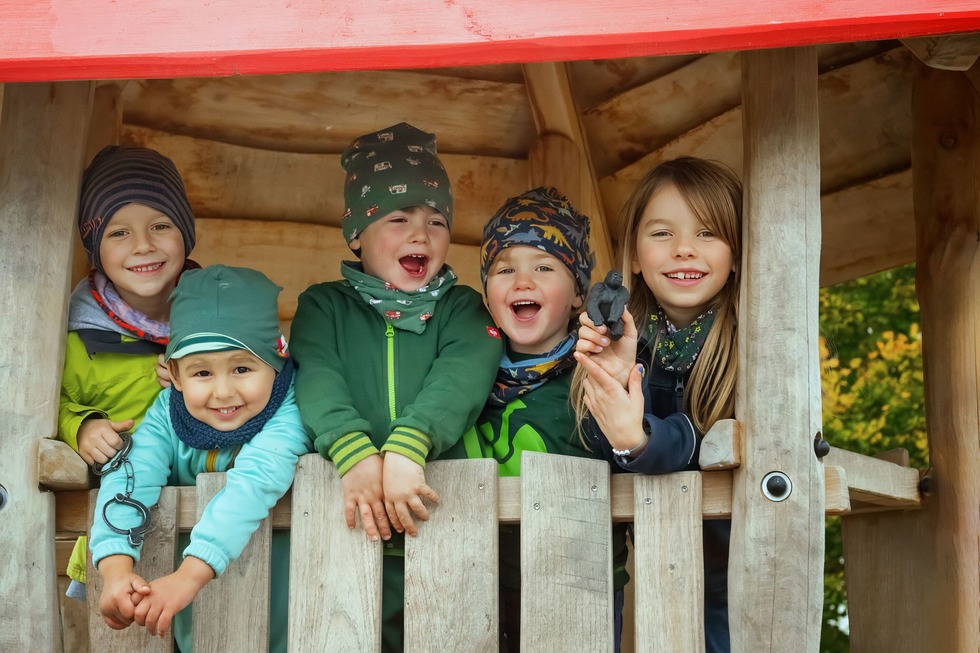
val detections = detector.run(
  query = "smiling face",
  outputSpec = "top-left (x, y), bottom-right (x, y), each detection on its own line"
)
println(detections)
top-left (98, 203), bottom-right (186, 321)
top-left (349, 205), bottom-right (450, 291)
top-left (170, 349), bottom-right (277, 431)
top-left (485, 246), bottom-right (582, 355)
top-left (631, 184), bottom-right (734, 328)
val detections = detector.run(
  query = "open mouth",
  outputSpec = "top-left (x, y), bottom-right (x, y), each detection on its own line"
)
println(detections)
top-left (128, 262), bottom-right (164, 274)
top-left (211, 406), bottom-right (242, 417)
top-left (665, 271), bottom-right (705, 280)
top-left (511, 300), bottom-right (541, 321)
top-left (400, 254), bottom-right (429, 277)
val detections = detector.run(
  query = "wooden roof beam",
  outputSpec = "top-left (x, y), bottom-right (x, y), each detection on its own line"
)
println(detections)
top-left (903, 31), bottom-right (980, 70)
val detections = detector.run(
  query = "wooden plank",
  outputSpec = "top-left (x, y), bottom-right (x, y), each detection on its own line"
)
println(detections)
top-left (731, 47), bottom-right (824, 653)
top-left (633, 472), bottom-right (704, 652)
top-left (903, 32), bottom-right (980, 70)
top-left (404, 459), bottom-right (498, 652)
top-left (189, 218), bottom-right (482, 322)
top-left (824, 466), bottom-right (851, 516)
top-left (87, 488), bottom-right (178, 652)
top-left (39, 438), bottom-right (91, 491)
top-left (0, 80), bottom-right (93, 652)
top-left (192, 474), bottom-right (270, 652)
top-left (824, 446), bottom-right (920, 508)
top-left (2, 2), bottom-right (978, 81)
top-left (523, 61), bottom-right (614, 278)
top-left (520, 452), bottom-right (613, 652)
top-left (698, 419), bottom-right (742, 470)
top-left (59, 575), bottom-right (89, 653)
top-left (567, 54), bottom-right (703, 112)
top-left (288, 454), bottom-right (381, 651)
top-left (121, 72), bottom-right (534, 158)
top-left (120, 125), bottom-right (527, 246)
top-left (844, 60), bottom-right (980, 653)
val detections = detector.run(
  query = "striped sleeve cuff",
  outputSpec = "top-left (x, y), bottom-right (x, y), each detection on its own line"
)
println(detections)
top-left (328, 432), bottom-right (381, 476)
top-left (381, 427), bottom-right (432, 468)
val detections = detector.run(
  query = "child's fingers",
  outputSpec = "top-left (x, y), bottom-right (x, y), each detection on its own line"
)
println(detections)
top-left (385, 500), bottom-right (404, 534)
top-left (407, 495), bottom-right (431, 523)
top-left (418, 483), bottom-right (440, 505)
top-left (621, 310), bottom-right (638, 339)
top-left (373, 500), bottom-right (392, 540)
top-left (343, 498), bottom-right (358, 530)
top-left (102, 613), bottom-right (129, 630)
top-left (357, 502), bottom-right (380, 541)
top-left (130, 575), bottom-right (151, 595)
top-left (109, 418), bottom-right (135, 434)
top-left (396, 504), bottom-right (418, 537)
top-left (156, 610), bottom-right (174, 640)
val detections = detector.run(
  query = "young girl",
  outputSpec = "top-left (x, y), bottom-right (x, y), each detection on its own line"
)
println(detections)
top-left (462, 187), bottom-right (629, 651)
top-left (573, 156), bottom-right (740, 653)
top-left (59, 145), bottom-right (198, 600)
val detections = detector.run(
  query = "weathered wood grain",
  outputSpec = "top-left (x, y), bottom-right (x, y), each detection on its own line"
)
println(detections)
top-left (824, 447), bottom-right (920, 508)
top-left (121, 125), bottom-right (528, 246)
top-left (730, 47), bottom-right (825, 653)
top-left (192, 473), bottom-right (271, 652)
top-left (87, 488), bottom-right (178, 652)
top-left (520, 452), bottom-right (613, 652)
top-left (404, 459), bottom-right (498, 652)
top-left (38, 438), bottom-right (91, 491)
top-left (288, 454), bottom-right (381, 652)
top-left (903, 33), bottom-right (980, 70)
top-left (633, 472), bottom-right (705, 652)
top-left (698, 419), bottom-right (742, 470)
top-left (0, 80), bottom-right (93, 652)
top-left (568, 54), bottom-right (702, 112)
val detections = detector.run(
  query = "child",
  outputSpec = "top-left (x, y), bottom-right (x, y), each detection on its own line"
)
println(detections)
top-left (462, 187), bottom-right (630, 651)
top-left (58, 145), bottom-right (198, 600)
top-left (573, 156), bottom-right (740, 653)
top-left (91, 265), bottom-right (310, 652)
top-left (291, 122), bottom-right (502, 652)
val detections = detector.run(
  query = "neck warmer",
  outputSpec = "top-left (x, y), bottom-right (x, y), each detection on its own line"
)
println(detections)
top-left (169, 358), bottom-right (294, 450)
top-left (341, 261), bottom-right (457, 334)
top-left (489, 333), bottom-right (577, 406)
top-left (647, 307), bottom-right (716, 375)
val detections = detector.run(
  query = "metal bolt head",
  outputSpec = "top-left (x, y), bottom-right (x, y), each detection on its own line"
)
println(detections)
top-left (681, 485), bottom-right (688, 492)
top-left (644, 497), bottom-right (652, 505)
top-left (533, 502), bottom-right (540, 510)
top-left (591, 485), bottom-right (597, 492)
top-left (0, 485), bottom-right (7, 512)
top-left (478, 483), bottom-right (485, 490)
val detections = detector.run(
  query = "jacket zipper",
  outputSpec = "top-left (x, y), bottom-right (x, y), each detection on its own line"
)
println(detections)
top-left (385, 322), bottom-right (396, 420)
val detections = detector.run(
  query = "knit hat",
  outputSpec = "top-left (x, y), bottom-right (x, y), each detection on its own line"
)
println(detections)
top-left (480, 187), bottom-right (595, 296)
top-left (165, 265), bottom-right (289, 372)
top-left (341, 122), bottom-right (453, 247)
top-left (79, 146), bottom-right (196, 274)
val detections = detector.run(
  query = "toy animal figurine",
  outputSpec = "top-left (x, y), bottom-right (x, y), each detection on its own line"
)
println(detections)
top-left (585, 270), bottom-right (629, 340)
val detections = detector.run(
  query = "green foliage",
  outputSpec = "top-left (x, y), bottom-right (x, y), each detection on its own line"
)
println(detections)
top-left (818, 263), bottom-right (927, 652)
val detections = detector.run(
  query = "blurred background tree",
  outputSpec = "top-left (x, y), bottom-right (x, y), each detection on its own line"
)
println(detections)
top-left (818, 263), bottom-right (927, 651)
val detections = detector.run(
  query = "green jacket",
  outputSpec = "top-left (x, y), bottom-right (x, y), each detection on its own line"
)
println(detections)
top-left (291, 280), bottom-right (502, 475)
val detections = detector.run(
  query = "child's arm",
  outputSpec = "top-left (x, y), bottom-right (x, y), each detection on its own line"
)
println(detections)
top-left (96, 554), bottom-right (151, 630)
top-left (575, 309), bottom-right (640, 389)
top-left (382, 452), bottom-right (440, 536)
top-left (133, 556), bottom-right (214, 638)
top-left (575, 351), bottom-right (699, 474)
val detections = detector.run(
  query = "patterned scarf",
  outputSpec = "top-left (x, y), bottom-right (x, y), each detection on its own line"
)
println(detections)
top-left (489, 333), bottom-right (577, 406)
top-left (88, 260), bottom-right (201, 344)
top-left (169, 358), bottom-right (294, 450)
top-left (646, 307), bottom-right (716, 375)
top-left (341, 261), bottom-right (457, 334)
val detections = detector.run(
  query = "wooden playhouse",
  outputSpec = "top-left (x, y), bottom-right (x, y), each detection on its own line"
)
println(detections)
top-left (1, 2), bottom-right (978, 651)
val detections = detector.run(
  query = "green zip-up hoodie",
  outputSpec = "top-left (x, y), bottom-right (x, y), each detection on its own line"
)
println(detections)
top-left (291, 280), bottom-right (502, 474)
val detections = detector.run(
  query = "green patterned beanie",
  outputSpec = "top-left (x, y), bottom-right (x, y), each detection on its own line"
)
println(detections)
top-left (341, 122), bottom-right (453, 248)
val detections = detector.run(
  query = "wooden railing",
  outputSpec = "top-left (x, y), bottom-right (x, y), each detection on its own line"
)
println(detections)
top-left (43, 426), bottom-right (921, 652)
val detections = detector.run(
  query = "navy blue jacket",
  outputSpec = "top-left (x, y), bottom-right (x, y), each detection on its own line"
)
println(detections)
top-left (586, 342), bottom-right (731, 653)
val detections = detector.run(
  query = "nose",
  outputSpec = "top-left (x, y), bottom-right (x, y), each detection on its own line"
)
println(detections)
top-left (131, 228), bottom-right (156, 254)
top-left (408, 220), bottom-right (430, 244)
top-left (672, 234), bottom-right (696, 258)
top-left (213, 374), bottom-right (235, 399)
top-left (514, 269), bottom-right (535, 290)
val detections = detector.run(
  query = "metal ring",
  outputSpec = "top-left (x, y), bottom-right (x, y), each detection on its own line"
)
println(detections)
top-left (102, 492), bottom-right (151, 547)
top-left (92, 433), bottom-right (133, 477)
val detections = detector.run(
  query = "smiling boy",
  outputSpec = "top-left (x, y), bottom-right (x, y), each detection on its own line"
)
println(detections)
top-left (291, 122), bottom-right (501, 652)
top-left (91, 265), bottom-right (310, 652)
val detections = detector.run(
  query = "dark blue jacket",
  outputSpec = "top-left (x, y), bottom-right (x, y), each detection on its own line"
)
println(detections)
top-left (586, 342), bottom-right (730, 653)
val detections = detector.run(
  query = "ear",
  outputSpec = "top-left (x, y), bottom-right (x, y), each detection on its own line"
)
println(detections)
top-left (168, 360), bottom-right (184, 392)
top-left (630, 256), bottom-right (642, 275)
top-left (348, 237), bottom-right (361, 253)
top-left (571, 294), bottom-right (584, 310)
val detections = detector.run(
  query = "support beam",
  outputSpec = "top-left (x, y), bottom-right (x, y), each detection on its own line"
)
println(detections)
top-left (903, 32), bottom-right (980, 71)
top-left (0, 81), bottom-right (93, 652)
top-left (843, 60), bottom-right (980, 653)
top-left (731, 47), bottom-right (824, 653)
top-left (523, 62), bottom-right (615, 277)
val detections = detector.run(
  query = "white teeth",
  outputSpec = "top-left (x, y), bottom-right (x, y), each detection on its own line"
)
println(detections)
top-left (512, 301), bottom-right (539, 306)
top-left (216, 407), bottom-right (238, 415)
top-left (667, 272), bottom-right (704, 280)
top-left (130, 263), bottom-right (163, 273)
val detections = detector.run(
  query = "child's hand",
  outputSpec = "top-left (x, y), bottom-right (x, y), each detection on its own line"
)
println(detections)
top-left (575, 353), bottom-right (648, 457)
top-left (155, 353), bottom-right (172, 389)
top-left (97, 555), bottom-right (151, 630)
top-left (340, 455), bottom-right (390, 542)
top-left (77, 417), bottom-right (135, 466)
top-left (576, 309), bottom-right (639, 389)
top-left (382, 453), bottom-right (440, 537)
top-left (133, 557), bottom-right (214, 638)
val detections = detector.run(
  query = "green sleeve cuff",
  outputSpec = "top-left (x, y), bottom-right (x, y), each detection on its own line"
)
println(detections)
top-left (60, 410), bottom-right (109, 452)
top-left (381, 427), bottom-right (432, 468)
top-left (328, 432), bottom-right (381, 476)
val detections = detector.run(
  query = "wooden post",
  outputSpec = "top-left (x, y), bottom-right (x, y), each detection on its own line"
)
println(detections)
top-left (730, 47), bottom-right (824, 652)
top-left (0, 81), bottom-right (93, 652)
top-left (841, 60), bottom-right (980, 652)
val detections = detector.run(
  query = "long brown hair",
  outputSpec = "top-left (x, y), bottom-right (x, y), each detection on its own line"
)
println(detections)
top-left (573, 156), bottom-right (742, 435)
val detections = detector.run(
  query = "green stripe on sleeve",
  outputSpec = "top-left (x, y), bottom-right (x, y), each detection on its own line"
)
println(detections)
top-left (329, 432), bottom-right (381, 476)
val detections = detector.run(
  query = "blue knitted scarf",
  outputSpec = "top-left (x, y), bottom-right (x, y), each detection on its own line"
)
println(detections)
top-left (169, 358), bottom-right (294, 450)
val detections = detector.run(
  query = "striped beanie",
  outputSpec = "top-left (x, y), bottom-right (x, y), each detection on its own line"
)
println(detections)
top-left (79, 146), bottom-right (196, 274)
top-left (165, 265), bottom-right (289, 372)
top-left (341, 122), bottom-right (453, 247)
top-left (481, 187), bottom-right (595, 296)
